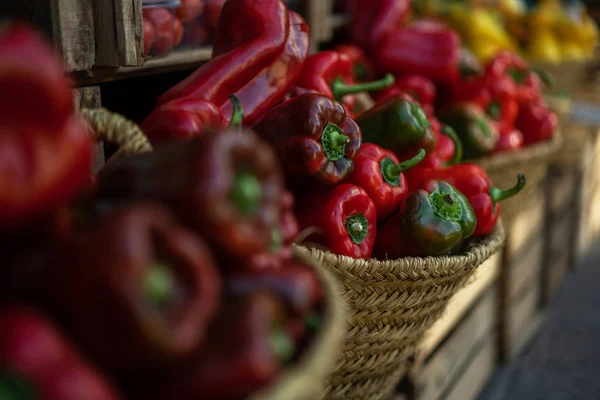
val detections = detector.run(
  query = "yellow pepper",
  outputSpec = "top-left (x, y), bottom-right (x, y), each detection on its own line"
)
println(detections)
top-left (527, 29), bottom-right (563, 64)
top-left (560, 41), bottom-right (590, 62)
top-left (468, 38), bottom-right (505, 63)
top-left (462, 8), bottom-right (517, 52)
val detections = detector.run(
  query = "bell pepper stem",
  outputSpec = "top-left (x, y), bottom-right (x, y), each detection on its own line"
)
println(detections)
top-left (381, 149), bottom-right (426, 186)
top-left (144, 264), bottom-right (175, 306)
top-left (321, 122), bottom-right (350, 161)
top-left (331, 73), bottom-right (395, 101)
top-left (269, 228), bottom-right (283, 253)
top-left (232, 172), bottom-right (262, 215)
top-left (410, 102), bottom-right (431, 130)
top-left (270, 327), bottom-right (295, 363)
top-left (531, 67), bottom-right (554, 89)
top-left (429, 190), bottom-right (463, 221)
top-left (229, 94), bottom-right (244, 127)
top-left (345, 213), bottom-right (369, 245)
top-left (490, 174), bottom-right (526, 205)
top-left (441, 126), bottom-right (463, 165)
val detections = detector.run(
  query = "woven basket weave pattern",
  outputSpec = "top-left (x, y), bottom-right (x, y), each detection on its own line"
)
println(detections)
top-left (294, 224), bottom-right (505, 400)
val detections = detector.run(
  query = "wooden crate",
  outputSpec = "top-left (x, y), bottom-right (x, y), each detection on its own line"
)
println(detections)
top-left (73, 86), bottom-right (105, 172)
top-left (542, 209), bottom-right (573, 304)
top-left (499, 184), bottom-right (546, 362)
top-left (403, 287), bottom-right (498, 400)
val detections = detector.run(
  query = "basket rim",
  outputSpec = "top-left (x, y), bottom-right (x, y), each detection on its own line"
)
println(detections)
top-left (474, 130), bottom-right (562, 171)
top-left (249, 251), bottom-right (346, 400)
top-left (293, 220), bottom-right (505, 282)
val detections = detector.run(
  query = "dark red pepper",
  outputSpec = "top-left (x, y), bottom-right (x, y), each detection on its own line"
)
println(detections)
top-left (295, 51), bottom-right (394, 116)
top-left (0, 22), bottom-right (92, 229)
top-left (406, 164), bottom-right (526, 236)
top-left (252, 93), bottom-right (362, 187)
top-left (334, 44), bottom-right (377, 82)
top-left (348, 0), bottom-right (411, 51)
top-left (296, 184), bottom-right (377, 258)
top-left (47, 205), bottom-right (221, 375)
top-left (346, 144), bottom-right (426, 221)
top-left (148, 292), bottom-right (294, 400)
top-left (494, 125), bottom-right (524, 154)
top-left (375, 22), bottom-right (461, 83)
top-left (0, 307), bottom-right (121, 400)
top-left (97, 128), bottom-right (283, 262)
top-left (515, 99), bottom-right (558, 145)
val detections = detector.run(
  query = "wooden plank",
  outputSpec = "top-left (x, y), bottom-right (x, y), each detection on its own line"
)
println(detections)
top-left (505, 189), bottom-right (545, 259)
top-left (416, 253), bottom-right (500, 365)
top-left (76, 47), bottom-right (212, 85)
top-left (50, 0), bottom-right (95, 72)
top-left (73, 87), bottom-right (105, 172)
top-left (443, 336), bottom-right (497, 400)
top-left (546, 249), bottom-right (570, 302)
top-left (549, 211), bottom-right (573, 258)
top-left (94, 0), bottom-right (142, 67)
top-left (546, 166), bottom-right (576, 217)
top-left (412, 288), bottom-right (497, 400)
top-left (506, 237), bottom-right (543, 302)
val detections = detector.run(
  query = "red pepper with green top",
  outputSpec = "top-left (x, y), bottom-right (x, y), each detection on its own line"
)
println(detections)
top-left (346, 144), bottom-right (426, 221)
top-left (148, 292), bottom-right (295, 400)
top-left (47, 205), bottom-right (221, 375)
top-left (0, 307), bottom-right (121, 400)
top-left (97, 128), bottom-right (284, 261)
top-left (295, 51), bottom-right (395, 116)
top-left (296, 184), bottom-right (377, 258)
top-left (406, 164), bottom-right (526, 236)
top-left (372, 75), bottom-right (436, 117)
top-left (252, 93), bottom-right (362, 187)
top-left (357, 93), bottom-right (438, 156)
top-left (494, 126), bottom-right (524, 153)
top-left (374, 180), bottom-right (476, 258)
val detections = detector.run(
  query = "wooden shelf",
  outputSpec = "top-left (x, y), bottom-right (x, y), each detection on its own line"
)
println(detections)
top-left (76, 47), bottom-right (212, 86)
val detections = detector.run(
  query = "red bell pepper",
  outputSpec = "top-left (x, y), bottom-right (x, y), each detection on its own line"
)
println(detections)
top-left (372, 75), bottom-right (436, 117)
top-left (346, 144), bottom-right (426, 221)
top-left (97, 128), bottom-right (284, 262)
top-left (375, 23), bottom-right (461, 83)
top-left (48, 205), bottom-right (222, 375)
top-left (0, 22), bottom-right (92, 229)
top-left (0, 307), bottom-right (121, 400)
top-left (148, 292), bottom-right (294, 400)
top-left (494, 126), bottom-right (524, 154)
top-left (348, 0), bottom-right (411, 51)
top-left (296, 184), bottom-right (377, 259)
top-left (432, 118), bottom-right (462, 164)
top-left (334, 44), bottom-right (377, 82)
top-left (485, 51), bottom-right (551, 106)
top-left (252, 93), bottom-right (362, 187)
top-left (406, 164), bottom-right (526, 236)
top-left (218, 10), bottom-right (310, 126)
top-left (515, 99), bottom-right (558, 145)
top-left (157, 0), bottom-right (309, 126)
top-left (295, 51), bottom-right (394, 116)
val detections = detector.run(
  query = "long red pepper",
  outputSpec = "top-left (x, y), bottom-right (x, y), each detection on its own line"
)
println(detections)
top-left (406, 164), bottom-right (526, 236)
top-left (348, 0), bottom-right (411, 51)
top-left (156, 0), bottom-right (294, 113)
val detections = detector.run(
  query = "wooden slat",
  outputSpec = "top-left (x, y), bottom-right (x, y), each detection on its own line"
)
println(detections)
top-left (546, 166), bottom-right (577, 217)
top-left (443, 336), bottom-right (498, 400)
top-left (505, 189), bottom-right (545, 259)
top-left (73, 87), bottom-right (105, 172)
top-left (415, 253), bottom-right (501, 365)
top-left (94, 0), bottom-right (142, 67)
top-left (412, 288), bottom-right (497, 400)
top-left (506, 237), bottom-right (543, 302)
top-left (50, 0), bottom-right (95, 72)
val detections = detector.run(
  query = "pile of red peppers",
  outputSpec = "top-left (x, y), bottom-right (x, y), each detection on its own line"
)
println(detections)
top-left (0, 0), bottom-right (557, 397)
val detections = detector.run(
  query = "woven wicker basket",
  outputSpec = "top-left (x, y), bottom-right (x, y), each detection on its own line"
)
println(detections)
top-left (532, 60), bottom-right (600, 105)
top-left (294, 224), bottom-right (506, 400)
top-left (474, 132), bottom-right (562, 223)
top-left (81, 108), bottom-right (347, 400)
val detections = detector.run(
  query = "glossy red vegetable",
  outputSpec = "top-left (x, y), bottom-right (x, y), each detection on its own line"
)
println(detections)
top-left (158, 0), bottom-right (309, 126)
top-left (346, 144), bottom-right (426, 220)
top-left (295, 51), bottom-right (394, 115)
top-left (47, 205), bottom-right (222, 375)
top-left (203, 0), bottom-right (226, 33)
top-left (348, 0), bottom-right (411, 51)
top-left (0, 307), bottom-right (121, 400)
top-left (406, 164), bottom-right (526, 236)
top-left (143, 8), bottom-right (175, 55)
top-left (176, 0), bottom-right (203, 23)
top-left (253, 93), bottom-right (362, 187)
top-left (375, 23), bottom-right (461, 83)
top-left (334, 44), bottom-right (377, 82)
top-left (494, 126), bottom-right (524, 153)
top-left (372, 75), bottom-right (436, 117)
top-left (515, 99), bottom-right (558, 145)
top-left (0, 22), bottom-right (92, 230)
top-left (296, 184), bottom-right (377, 258)
top-left (143, 18), bottom-right (155, 54)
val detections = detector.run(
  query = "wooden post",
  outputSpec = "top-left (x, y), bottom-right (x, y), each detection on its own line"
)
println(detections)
top-left (93, 0), bottom-right (143, 67)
